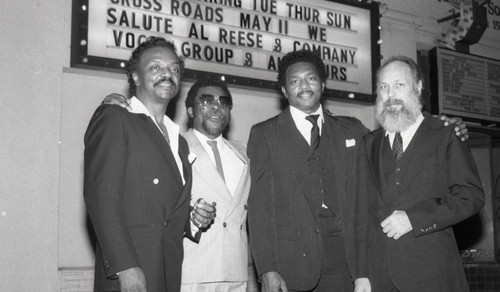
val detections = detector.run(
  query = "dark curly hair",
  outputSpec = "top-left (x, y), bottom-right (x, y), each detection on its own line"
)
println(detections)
top-left (126, 37), bottom-right (184, 96)
top-left (185, 76), bottom-right (232, 109)
top-left (277, 49), bottom-right (327, 87)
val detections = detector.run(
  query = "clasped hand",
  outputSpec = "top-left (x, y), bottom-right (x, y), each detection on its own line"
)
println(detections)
top-left (191, 198), bottom-right (216, 229)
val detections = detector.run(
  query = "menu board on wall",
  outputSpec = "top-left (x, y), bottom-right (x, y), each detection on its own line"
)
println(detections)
top-left (430, 47), bottom-right (500, 124)
top-left (71, 0), bottom-right (380, 103)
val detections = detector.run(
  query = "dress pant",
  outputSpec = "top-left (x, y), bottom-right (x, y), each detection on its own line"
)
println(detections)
top-left (290, 208), bottom-right (352, 292)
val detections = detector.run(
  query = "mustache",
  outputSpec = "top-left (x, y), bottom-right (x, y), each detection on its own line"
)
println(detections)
top-left (384, 98), bottom-right (404, 107)
top-left (153, 77), bottom-right (174, 87)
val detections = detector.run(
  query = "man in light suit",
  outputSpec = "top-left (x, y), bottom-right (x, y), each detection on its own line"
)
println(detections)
top-left (353, 56), bottom-right (484, 292)
top-left (247, 50), bottom-right (370, 292)
top-left (84, 37), bottom-right (215, 292)
top-left (181, 77), bottom-right (251, 292)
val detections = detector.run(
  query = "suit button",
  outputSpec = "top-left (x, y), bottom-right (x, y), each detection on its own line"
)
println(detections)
top-left (395, 168), bottom-right (401, 173)
top-left (314, 229), bottom-right (320, 234)
top-left (223, 222), bottom-right (227, 228)
top-left (164, 222), bottom-right (167, 226)
top-left (395, 181), bottom-right (400, 186)
top-left (244, 205), bottom-right (248, 210)
top-left (153, 178), bottom-right (159, 184)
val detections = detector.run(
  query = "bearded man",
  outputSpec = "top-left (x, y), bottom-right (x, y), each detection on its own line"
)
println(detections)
top-left (352, 56), bottom-right (484, 292)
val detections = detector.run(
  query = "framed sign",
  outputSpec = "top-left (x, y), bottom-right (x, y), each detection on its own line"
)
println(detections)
top-left (429, 47), bottom-right (500, 125)
top-left (71, 0), bottom-right (380, 103)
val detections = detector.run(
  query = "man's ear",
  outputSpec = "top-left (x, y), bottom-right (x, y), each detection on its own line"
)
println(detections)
top-left (187, 107), bottom-right (194, 119)
top-left (132, 71), bottom-right (140, 86)
top-left (281, 86), bottom-right (288, 100)
top-left (416, 80), bottom-right (423, 96)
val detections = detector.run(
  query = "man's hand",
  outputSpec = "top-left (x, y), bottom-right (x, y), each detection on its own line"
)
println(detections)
top-left (439, 114), bottom-right (469, 141)
top-left (381, 210), bottom-right (412, 240)
top-left (261, 271), bottom-right (288, 292)
top-left (118, 267), bottom-right (147, 292)
top-left (102, 93), bottom-right (131, 110)
top-left (191, 198), bottom-right (217, 229)
top-left (354, 277), bottom-right (371, 292)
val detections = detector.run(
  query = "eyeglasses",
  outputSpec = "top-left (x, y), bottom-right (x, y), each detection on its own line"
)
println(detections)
top-left (197, 94), bottom-right (232, 109)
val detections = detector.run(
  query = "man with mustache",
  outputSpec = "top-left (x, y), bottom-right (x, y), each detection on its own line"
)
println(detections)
top-left (353, 56), bottom-right (484, 292)
top-left (84, 37), bottom-right (216, 292)
top-left (247, 49), bottom-right (371, 292)
top-left (181, 77), bottom-right (251, 291)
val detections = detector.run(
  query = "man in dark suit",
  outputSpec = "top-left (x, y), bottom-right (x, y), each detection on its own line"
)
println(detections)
top-left (353, 56), bottom-right (484, 292)
top-left (247, 50), bottom-right (370, 292)
top-left (84, 37), bottom-right (216, 292)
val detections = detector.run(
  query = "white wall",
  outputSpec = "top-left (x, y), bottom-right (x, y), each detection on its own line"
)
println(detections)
top-left (0, 0), bottom-right (68, 291)
top-left (1, 0), bottom-right (499, 291)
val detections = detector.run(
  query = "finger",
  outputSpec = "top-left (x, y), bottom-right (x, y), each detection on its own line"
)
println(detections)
top-left (197, 201), bottom-right (217, 213)
top-left (193, 216), bottom-right (203, 228)
top-left (194, 208), bottom-right (215, 223)
top-left (447, 117), bottom-right (458, 124)
top-left (386, 229), bottom-right (397, 238)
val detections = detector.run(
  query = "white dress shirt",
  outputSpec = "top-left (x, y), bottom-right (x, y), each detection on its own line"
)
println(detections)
top-left (289, 105), bottom-right (325, 145)
top-left (193, 129), bottom-right (245, 196)
top-left (129, 96), bottom-right (185, 183)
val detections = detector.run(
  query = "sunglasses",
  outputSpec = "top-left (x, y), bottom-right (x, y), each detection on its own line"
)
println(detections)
top-left (198, 94), bottom-right (232, 109)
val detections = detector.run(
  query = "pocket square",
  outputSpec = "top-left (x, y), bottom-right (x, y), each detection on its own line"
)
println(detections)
top-left (345, 139), bottom-right (356, 147)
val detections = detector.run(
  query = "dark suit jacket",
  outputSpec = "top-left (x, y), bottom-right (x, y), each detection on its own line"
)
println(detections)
top-left (355, 116), bottom-right (484, 292)
top-left (84, 105), bottom-right (194, 292)
top-left (247, 107), bottom-right (368, 290)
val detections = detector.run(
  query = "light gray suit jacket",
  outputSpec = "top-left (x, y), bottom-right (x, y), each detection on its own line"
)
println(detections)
top-left (181, 129), bottom-right (251, 284)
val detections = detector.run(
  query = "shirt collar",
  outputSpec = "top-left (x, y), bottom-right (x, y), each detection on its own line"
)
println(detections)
top-left (385, 113), bottom-right (424, 149)
top-left (193, 129), bottom-right (225, 150)
top-left (129, 96), bottom-right (180, 134)
top-left (289, 104), bottom-right (324, 126)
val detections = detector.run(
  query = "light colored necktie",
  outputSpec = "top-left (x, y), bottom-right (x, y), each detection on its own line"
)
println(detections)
top-left (392, 132), bottom-right (403, 160)
top-left (207, 140), bottom-right (225, 182)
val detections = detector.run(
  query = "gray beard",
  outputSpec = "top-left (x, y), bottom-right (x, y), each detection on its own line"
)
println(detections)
top-left (376, 97), bottom-right (422, 133)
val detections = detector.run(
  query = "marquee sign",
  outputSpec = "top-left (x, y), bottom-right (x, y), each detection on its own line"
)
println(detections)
top-left (71, 0), bottom-right (380, 103)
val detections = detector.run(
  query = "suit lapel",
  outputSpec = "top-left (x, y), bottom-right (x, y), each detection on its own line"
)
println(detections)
top-left (320, 116), bottom-right (343, 216)
top-left (397, 118), bottom-right (434, 193)
top-left (277, 109), bottom-right (318, 212)
top-left (136, 114), bottom-right (183, 186)
top-left (223, 140), bottom-right (249, 219)
top-left (171, 135), bottom-right (192, 212)
top-left (366, 129), bottom-right (391, 206)
top-left (185, 130), bottom-right (231, 198)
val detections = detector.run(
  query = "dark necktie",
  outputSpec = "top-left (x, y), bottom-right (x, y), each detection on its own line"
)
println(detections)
top-left (306, 115), bottom-right (320, 150)
top-left (392, 132), bottom-right (403, 160)
top-left (207, 140), bottom-right (225, 182)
